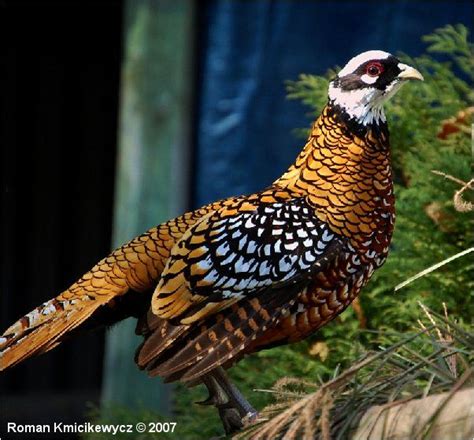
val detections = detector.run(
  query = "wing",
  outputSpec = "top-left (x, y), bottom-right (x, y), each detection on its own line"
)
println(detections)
top-left (151, 196), bottom-right (341, 325)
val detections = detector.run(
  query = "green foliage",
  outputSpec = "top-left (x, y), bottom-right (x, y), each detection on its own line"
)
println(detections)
top-left (423, 24), bottom-right (474, 83)
top-left (84, 24), bottom-right (473, 439)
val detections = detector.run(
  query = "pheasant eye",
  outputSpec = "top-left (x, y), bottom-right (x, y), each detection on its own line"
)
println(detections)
top-left (366, 62), bottom-right (383, 77)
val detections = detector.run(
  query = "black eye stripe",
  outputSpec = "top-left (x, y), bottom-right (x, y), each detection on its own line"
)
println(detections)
top-left (335, 56), bottom-right (402, 91)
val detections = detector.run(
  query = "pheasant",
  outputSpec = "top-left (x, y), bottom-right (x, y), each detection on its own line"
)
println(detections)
top-left (0, 50), bottom-right (423, 433)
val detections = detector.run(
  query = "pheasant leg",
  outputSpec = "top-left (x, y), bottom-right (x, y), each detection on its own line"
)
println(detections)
top-left (199, 367), bottom-right (258, 434)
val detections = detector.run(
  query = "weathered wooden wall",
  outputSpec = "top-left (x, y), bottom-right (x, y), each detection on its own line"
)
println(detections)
top-left (101, 0), bottom-right (195, 413)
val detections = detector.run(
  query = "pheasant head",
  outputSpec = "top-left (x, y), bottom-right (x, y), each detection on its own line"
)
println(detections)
top-left (329, 50), bottom-right (423, 126)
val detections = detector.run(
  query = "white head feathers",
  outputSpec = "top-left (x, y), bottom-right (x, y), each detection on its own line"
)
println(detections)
top-left (337, 50), bottom-right (391, 77)
top-left (328, 50), bottom-right (402, 126)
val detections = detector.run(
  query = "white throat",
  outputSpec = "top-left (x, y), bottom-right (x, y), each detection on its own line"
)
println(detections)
top-left (328, 77), bottom-right (406, 126)
top-left (328, 82), bottom-right (386, 126)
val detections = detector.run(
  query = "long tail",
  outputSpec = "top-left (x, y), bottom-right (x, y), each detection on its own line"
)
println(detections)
top-left (0, 201), bottom-right (230, 372)
top-left (0, 225), bottom-right (172, 371)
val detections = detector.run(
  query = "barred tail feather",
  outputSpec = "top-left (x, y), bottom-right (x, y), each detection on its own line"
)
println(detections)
top-left (139, 284), bottom-right (305, 384)
top-left (1, 295), bottom-right (94, 351)
top-left (135, 311), bottom-right (191, 368)
top-left (0, 295), bottom-right (111, 370)
top-left (0, 208), bottom-right (220, 372)
top-left (0, 241), bottom-right (151, 371)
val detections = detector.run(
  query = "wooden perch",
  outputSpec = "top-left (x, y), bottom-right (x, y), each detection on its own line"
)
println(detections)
top-left (352, 387), bottom-right (474, 440)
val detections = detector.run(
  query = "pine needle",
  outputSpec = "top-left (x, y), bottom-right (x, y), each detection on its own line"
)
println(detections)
top-left (394, 247), bottom-right (474, 291)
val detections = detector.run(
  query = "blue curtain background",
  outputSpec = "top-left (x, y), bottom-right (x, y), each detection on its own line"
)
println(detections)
top-left (193, 0), bottom-right (472, 208)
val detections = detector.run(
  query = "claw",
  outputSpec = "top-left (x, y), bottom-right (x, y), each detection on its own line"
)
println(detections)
top-left (218, 407), bottom-right (244, 434)
top-left (242, 410), bottom-right (259, 427)
top-left (200, 375), bottom-right (229, 407)
top-left (200, 367), bottom-right (259, 434)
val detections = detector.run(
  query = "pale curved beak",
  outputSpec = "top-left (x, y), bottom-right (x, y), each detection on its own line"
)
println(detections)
top-left (397, 63), bottom-right (424, 81)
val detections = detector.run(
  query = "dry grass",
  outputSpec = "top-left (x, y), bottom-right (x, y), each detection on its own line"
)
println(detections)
top-left (235, 305), bottom-right (473, 440)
